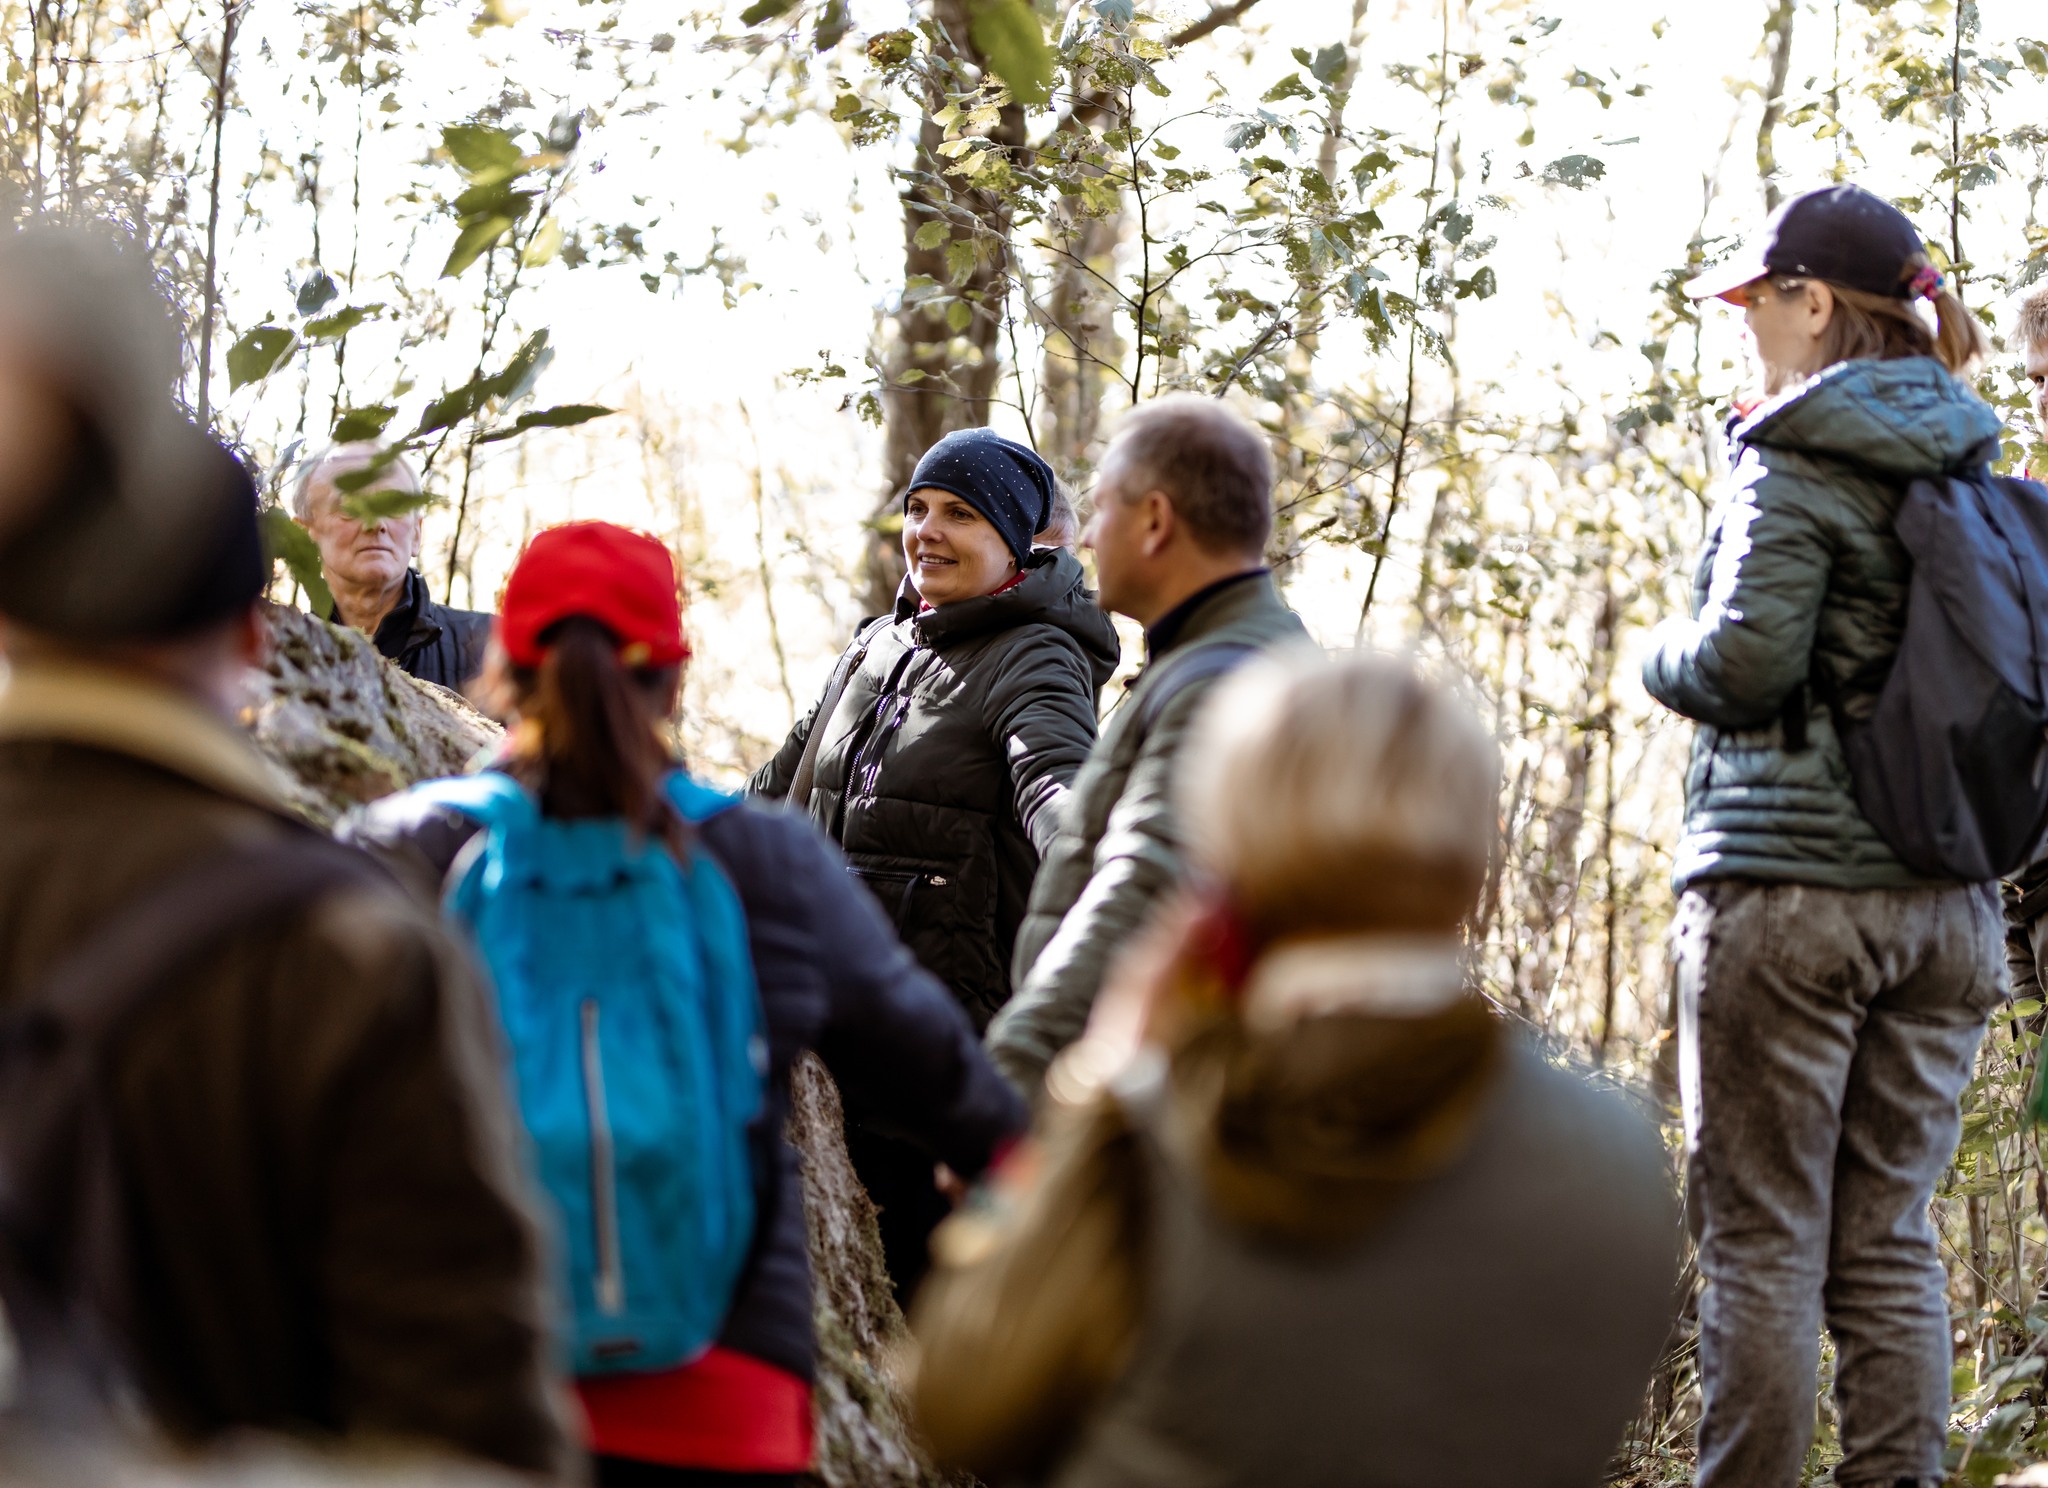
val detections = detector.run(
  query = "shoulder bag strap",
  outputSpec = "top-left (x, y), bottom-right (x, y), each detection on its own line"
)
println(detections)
top-left (0, 836), bottom-right (383, 1418)
top-left (787, 617), bottom-right (888, 810)
top-left (1135, 641), bottom-right (1259, 734)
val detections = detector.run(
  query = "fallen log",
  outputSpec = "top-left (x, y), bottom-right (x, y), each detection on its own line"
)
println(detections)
top-left (246, 602), bottom-right (955, 1488)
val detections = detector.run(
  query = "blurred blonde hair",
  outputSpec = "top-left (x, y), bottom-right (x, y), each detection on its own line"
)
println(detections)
top-left (1180, 650), bottom-right (1501, 937)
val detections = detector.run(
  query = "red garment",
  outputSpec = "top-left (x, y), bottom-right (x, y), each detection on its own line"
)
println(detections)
top-left (917, 568), bottom-right (1030, 614)
top-left (576, 1347), bottom-right (813, 1472)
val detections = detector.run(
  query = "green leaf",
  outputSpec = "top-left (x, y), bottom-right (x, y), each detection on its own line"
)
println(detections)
top-left (1308, 43), bottom-right (1349, 85)
top-left (489, 331), bottom-right (554, 403)
top-left (2020, 37), bottom-right (2048, 76)
top-left (739, 0), bottom-right (797, 24)
top-left (970, 0), bottom-right (1054, 107)
top-left (227, 326), bottom-right (296, 390)
top-left (1541, 153), bottom-right (1607, 189)
top-left (913, 220), bottom-right (951, 251)
top-left (475, 404), bottom-right (615, 443)
top-left (295, 270), bottom-right (338, 315)
top-left (441, 123), bottom-right (524, 181)
top-left (414, 375), bottom-right (492, 437)
top-left (944, 298), bottom-right (973, 332)
top-left (1225, 119), bottom-right (1268, 151)
top-left (441, 215), bottom-right (518, 278)
top-left (303, 303), bottom-right (383, 343)
top-left (1262, 73), bottom-right (1314, 103)
top-left (522, 216), bottom-right (564, 268)
top-left (944, 239), bottom-right (978, 287)
top-left (331, 405), bottom-right (397, 442)
top-left (339, 483), bottom-right (431, 525)
top-left (260, 507), bottom-right (335, 616)
top-left (452, 179), bottom-right (538, 219)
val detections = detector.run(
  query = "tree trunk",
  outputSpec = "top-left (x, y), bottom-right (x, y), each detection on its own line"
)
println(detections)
top-left (865, 0), bottom-right (1026, 615)
top-left (246, 602), bottom-right (957, 1487)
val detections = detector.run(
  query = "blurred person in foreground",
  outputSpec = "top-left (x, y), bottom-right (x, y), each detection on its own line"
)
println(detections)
top-left (292, 444), bottom-right (491, 691)
top-left (751, 428), bottom-right (1117, 1300)
top-left (912, 651), bottom-right (1679, 1488)
top-left (0, 228), bottom-right (571, 1476)
top-left (984, 395), bottom-right (1310, 1101)
top-left (1647, 185), bottom-right (2003, 1488)
top-left (2003, 284), bottom-right (2048, 1005)
top-left (343, 521), bottom-right (1026, 1486)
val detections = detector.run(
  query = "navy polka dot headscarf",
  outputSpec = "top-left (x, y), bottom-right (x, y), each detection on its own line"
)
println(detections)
top-left (905, 428), bottom-right (1056, 565)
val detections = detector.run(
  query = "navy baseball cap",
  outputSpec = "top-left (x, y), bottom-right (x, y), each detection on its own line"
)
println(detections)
top-left (1684, 184), bottom-right (1929, 303)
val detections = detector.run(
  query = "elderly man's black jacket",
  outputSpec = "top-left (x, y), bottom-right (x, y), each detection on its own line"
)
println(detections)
top-left (335, 569), bottom-right (492, 693)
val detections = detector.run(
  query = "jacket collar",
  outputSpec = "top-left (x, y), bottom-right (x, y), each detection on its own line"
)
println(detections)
top-left (0, 654), bottom-right (294, 815)
top-left (1144, 568), bottom-right (1268, 657)
top-left (1145, 568), bottom-right (1286, 662)
top-left (331, 569), bottom-right (443, 663)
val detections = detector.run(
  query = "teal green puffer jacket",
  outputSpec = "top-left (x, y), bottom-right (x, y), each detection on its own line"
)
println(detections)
top-left (1643, 356), bottom-right (2004, 890)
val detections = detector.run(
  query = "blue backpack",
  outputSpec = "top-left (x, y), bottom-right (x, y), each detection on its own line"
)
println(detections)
top-left (416, 769), bottom-right (765, 1376)
top-left (1831, 470), bottom-right (2048, 881)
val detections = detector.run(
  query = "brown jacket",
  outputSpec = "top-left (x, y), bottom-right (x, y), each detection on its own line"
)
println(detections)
top-left (0, 657), bottom-right (573, 1476)
top-left (914, 933), bottom-right (1678, 1488)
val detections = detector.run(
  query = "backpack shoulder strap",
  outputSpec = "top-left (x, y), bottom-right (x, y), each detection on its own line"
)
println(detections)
top-left (787, 617), bottom-right (890, 809)
top-left (1135, 641), bottom-right (1259, 734)
top-left (11, 837), bottom-right (382, 1058)
top-left (665, 771), bottom-right (745, 827)
top-left (408, 769), bottom-right (539, 832)
top-left (0, 835), bottom-right (383, 1409)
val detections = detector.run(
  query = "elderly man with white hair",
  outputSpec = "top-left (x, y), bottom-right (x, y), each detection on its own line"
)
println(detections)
top-left (292, 443), bottom-right (491, 690)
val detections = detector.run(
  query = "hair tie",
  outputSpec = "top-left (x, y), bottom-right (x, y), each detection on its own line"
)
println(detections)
top-left (1186, 887), bottom-right (1260, 997)
top-left (1908, 264), bottom-right (1945, 301)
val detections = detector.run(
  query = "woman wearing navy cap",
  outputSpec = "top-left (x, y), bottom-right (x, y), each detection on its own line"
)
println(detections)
top-left (1645, 184), bottom-right (2000, 1488)
top-left (753, 428), bottom-right (1120, 1301)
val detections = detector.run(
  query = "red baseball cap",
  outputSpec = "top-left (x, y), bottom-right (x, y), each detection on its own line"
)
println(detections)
top-left (496, 521), bottom-right (688, 669)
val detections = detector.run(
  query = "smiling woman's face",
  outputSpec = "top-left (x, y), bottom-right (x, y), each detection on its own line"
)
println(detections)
top-left (903, 487), bottom-right (1017, 606)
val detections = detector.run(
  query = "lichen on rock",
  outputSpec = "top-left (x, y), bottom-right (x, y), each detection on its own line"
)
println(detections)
top-left (245, 602), bottom-right (496, 827)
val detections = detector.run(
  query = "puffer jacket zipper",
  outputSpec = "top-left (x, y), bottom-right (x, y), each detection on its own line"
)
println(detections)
top-left (580, 998), bottom-right (624, 1317)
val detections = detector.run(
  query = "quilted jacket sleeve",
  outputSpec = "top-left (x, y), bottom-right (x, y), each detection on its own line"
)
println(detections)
top-left (984, 680), bottom-right (1198, 1096)
top-left (981, 630), bottom-right (1102, 856)
top-left (1643, 455), bottom-right (1834, 730)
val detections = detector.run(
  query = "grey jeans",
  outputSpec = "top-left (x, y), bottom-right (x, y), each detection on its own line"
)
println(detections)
top-left (1673, 879), bottom-right (2004, 1488)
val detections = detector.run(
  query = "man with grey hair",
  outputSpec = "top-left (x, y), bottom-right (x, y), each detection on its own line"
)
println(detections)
top-left (293, 444), bottom-right (491, 690)
top-left (986, 394), bottom-right (1312, 1097)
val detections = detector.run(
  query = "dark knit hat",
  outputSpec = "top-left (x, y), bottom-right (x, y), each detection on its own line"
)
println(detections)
top-left (0, 227), bottom-right (262, 640)
top-left (905, 428), bottom-right (1056, 564)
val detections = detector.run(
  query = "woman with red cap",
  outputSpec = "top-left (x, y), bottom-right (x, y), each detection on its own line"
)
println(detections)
top-left (752, 428), bottom-right (1120, 1303)
top-left (344, 521), bottom-right (1026, 1487)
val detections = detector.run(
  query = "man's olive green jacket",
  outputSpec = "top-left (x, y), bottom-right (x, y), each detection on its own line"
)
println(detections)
top-left (986, 571), bottom-right (1311, 1094)
top-left (1643, 355), bottom-right (2004, 891)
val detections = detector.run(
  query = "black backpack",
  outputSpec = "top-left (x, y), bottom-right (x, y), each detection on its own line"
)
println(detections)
top-left (0, 838), bottom-right (374, 1425)
top-left (1829, 469), bottom-right (2048, 881)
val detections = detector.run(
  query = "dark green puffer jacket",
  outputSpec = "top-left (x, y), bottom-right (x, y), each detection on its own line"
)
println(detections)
top-left (752, 548), bottom-right (1122, 1028)
top-left (1643, 355), bottom-right (2004, 890)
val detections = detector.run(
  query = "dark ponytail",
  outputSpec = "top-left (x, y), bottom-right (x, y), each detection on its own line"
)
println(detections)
top-left (491, 616), bottom-right (684, 841)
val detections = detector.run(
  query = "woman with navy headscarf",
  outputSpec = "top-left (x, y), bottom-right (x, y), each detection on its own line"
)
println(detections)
top-left (752, 429), bottom-right (1119, 1299)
